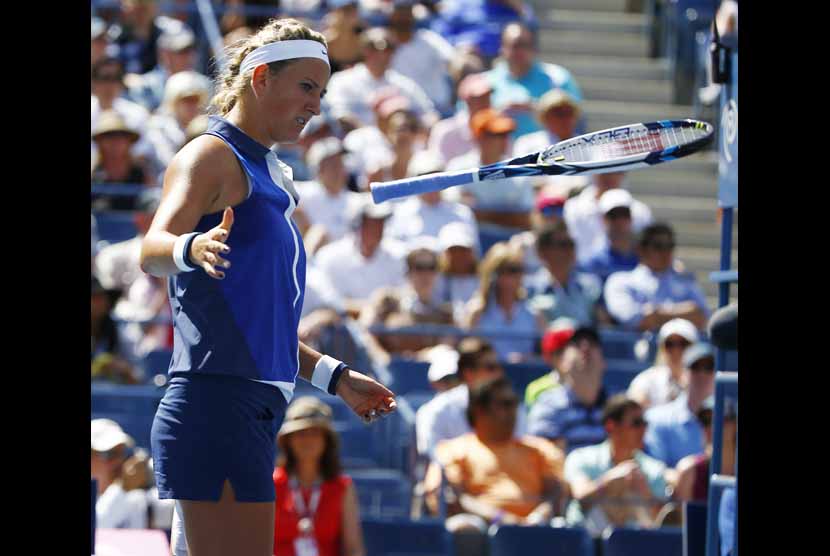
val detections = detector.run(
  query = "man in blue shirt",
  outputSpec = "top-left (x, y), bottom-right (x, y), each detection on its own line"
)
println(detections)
top-left (643, 343), bottom-right (716, 467)
top-left (581, 189), bottom-right (640, 284)
top-left (527, 327), bottom-right (608, 453)
top-left (604, 222), bottom-right (709, 331)
top-left (485, 22), bottom-right (583, 138)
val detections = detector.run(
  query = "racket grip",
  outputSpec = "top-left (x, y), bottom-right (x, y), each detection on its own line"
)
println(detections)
top-left (370, 170), bottom-right (477, 203)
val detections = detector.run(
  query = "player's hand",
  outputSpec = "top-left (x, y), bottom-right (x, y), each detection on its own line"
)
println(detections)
top-left (335, 368), bottom-right (397, 424)
top-left (190, 207), bottom-right (234, 279)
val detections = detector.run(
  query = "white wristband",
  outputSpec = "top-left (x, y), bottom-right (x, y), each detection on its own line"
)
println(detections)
top-left (311, 355), bottom-right (345, 394)
top-left (173, 233), bottom-right (200, 273)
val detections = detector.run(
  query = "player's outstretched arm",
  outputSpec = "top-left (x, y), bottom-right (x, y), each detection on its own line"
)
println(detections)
top-left (298, 342), bottom-right (396, 424)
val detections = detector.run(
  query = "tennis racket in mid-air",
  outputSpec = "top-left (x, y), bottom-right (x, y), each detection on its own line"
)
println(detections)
top-left (370, 119), bottom-right (714, 204)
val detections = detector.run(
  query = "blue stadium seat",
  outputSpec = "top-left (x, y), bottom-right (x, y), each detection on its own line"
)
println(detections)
top-left (91, 384), bottom-right (164, 449)
top-left (350, 468), bottom-right (412, 519)
top-left (598, 328), bottom-right (654, 361)
top-left (361, 517), bottom-right (451, 556)
top-left (140, 349), bottom-right (172, 377)
top-left (399, 391), bottom-right (435, 413)
top-left (478, 225), bottom-right (516, 255)
top-left (502, 361), bottom-right (549, 399)
top-left (602, 526), bottom-right (683, 556)
top-left (93, 211), bottom-right (138, 245)
top-left (489, 524), bottom-right (593, 556)
top-left (388, 358), bottom-right (431, 396)
top-left (603, 369), bottom-right (642, 396)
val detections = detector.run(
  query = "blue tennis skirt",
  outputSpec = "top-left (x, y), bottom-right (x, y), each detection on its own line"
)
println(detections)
top-left (151, 372), bottom-right (289, 502)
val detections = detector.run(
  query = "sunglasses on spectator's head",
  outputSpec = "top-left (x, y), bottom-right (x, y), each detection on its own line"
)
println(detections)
top-left (605, 207), bottom-right (632, 220)
top-left (664, 339), bottom-right (690, 350)
top-left (508, 40), bottom-right (535, 50)
top-left (691, 359), bottom-right (715, 373)
top-left (647, 240), bottom-right (675, 251)
top-left (627, 416), bottom-right (647, 428)
top-left (411, 262), bottom-right (437, 272)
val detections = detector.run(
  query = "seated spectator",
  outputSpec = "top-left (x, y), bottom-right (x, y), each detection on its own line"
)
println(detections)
top-left (431, 0), bottom-right (536, 62)
top-left (485, 22), bottom-right (582, 139)
top-left (525, 222), bottom-right (604, 327)
top-left (360, 245), bottom-right (455, 363)
top-left (523, 317), bottom-right (577, 407)
top-left (426, 344), bottom-right (462, 394)
top-left (298, 266), bottom-right (347, 347)
top-left (109, 0), bottom-right (174, 74)
top-left (433, 222), bottom-right (481, 322)
top-left (386, 151), bottom-right (479, 249)
top-left (119, 447), bottom-right (176, 531)
top-left (92, 419), bottom-right (147, 529)
top-left (580, 189), bottom-right (641, 284)
top-left (91, 277), bottom-right (142, 384)
top-left (512, 88), bottom-right (581, 157)
top-left (445, 109), bottom-right (535, 224)
top-left (463, 242), bottom-right (545, 362)
top-left (273, 397), bottom-right (365, 556)
top-left (145, 70), bottom-right (211, 169)
top-left (627, 318), bottom-right (699, 410)
top-left (415, 337), bottom-right (527, 459)
top-left (323, 0), bottom-right (366, 73)
top-left (423, 376), bottom-right (567, 556)
top-left (604, 223), bottom-right (710, 331)
top-left (527, 326), bottom-right (608, 453)
top-left (644, 342), bottom-right (716, 467)
top-left (564, 172), bottom-right (653, 264)
top-left (366, 104), bottom-right (423, 184)
top-left (564, 395), bottom-right (677, 534)
top-left (509, 187), bottom-right (567, 276)
top-left (91, 112), bottom-right (157, 211)
top-left (674, 395), bottom-right (737, 504)
top-left (325, 26), bottom-right (438, 132)
top-left (125, 25), bottom-right (200, 112)
top-left (313, 194), bottom-right (406, 317)
top-left (428, 73), bottom-right (492, 165)
top-left (298, 137), bottom-right (360, 256)
top-left (388, 0), bottom-right (456, 115)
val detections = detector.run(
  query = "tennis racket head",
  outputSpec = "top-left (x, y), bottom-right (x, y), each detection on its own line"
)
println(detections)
top-left (538, 119), bottom-right (714, 169)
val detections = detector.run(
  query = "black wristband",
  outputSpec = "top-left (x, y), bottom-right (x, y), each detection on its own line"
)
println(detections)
top-left (327, 363), bottom-right (349, 396)
top-left (182, 232), bottom-right (200, 270)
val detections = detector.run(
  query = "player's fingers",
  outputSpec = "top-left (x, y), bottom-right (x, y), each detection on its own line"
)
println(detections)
top-left (206, 240), bottom-right (231, 255)
top-left (202, 261), bottom-right (225, 280)
top-left (203, 251), bottom-right (230, 269)
top-left (219, 206), bottom-right (234, 234)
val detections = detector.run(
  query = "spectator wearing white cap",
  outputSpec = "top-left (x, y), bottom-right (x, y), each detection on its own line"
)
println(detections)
top-left (580, 188), bottom-right (641, 285)
top-left (325, 26), bottom-right (439, 132)
top-left (388, 0), bottom-right (456, 115)
top-left (126, 25), bottom-right (200, 112)
top-left (386, 150), bottom-right (480, 248)
top-left (428, 72), bottom-right (493, 165)
top-left (297, 137), bottom-right (361, 256)
top-left (433, 222), bottom-right (481, 323)
top-left (426, 344), bottom-right (462, 393)
top-left (564, 172), bottom-right (653, 265)
top-left (313, 193), bottom-right (407, 317)
top-left (643, 342), bottom-right (716, 467)
top-left (627, 319), bottom-right (699, 410)
top-left (145, 70), bottom-right (212, 169)
top-left (91, 419), bottom-right (148, 529)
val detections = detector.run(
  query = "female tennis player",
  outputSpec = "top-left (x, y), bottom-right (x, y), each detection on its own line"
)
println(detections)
top-left (140, 18), bottom-right (396, 556)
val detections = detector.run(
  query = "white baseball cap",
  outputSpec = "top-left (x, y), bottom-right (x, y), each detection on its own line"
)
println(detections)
top-left (657, 318), bottom-right (699, 344)
top-left (438, 222), bottom-right (476, 251)
top-left (407, 149), bottom-right (444, 177)
top-left (427, 345), bottom-right (460, 382)
top-left (598, 188), bottom-right (633, 215)
top-left (91, 418), bottom-right (134, 453)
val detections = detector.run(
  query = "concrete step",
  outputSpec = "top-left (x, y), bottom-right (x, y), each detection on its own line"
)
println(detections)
top-left (581, 100), bottom-right (696, 131)
top-left (626, 172), bottom-right (718, 199)
top-left (541, 9), bottom-right (649, 33)
top-left (548, 55), bottom-right (670, 80)
top-left (638, 194), bottom-right (718, 223)
top-left (539, 0), bottom-right (629, 12)
top-left (578, 76), bottom-right (673, 104)
top-left (539, 30), bottom-right (650, 58)
top-left (677, 246), bottom-right (738, 272)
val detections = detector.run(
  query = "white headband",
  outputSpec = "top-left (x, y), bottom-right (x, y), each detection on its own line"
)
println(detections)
top-left (239, 40), bottom-right (330, 75)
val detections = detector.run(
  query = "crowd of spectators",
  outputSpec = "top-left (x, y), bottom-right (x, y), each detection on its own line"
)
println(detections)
top-left (91, 0), bottom-right (734, 548)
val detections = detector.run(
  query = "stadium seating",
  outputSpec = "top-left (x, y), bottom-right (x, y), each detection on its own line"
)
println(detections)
top-left (489, 524), bottom-right (594, 556)
top-left (93, 211), bottom-right (138, 245)
top-left (602, 526), bottom-right (684, 556)
top-left (91, 383), bottom-right (164, 450)
top-left (388, 358), bottom-right (432, 396)
top-left (361, 517), bottom-right (451, 556)
top-left (350, 468), bottom-right (413, 520)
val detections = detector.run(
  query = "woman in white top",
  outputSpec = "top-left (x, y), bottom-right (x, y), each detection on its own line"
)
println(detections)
top-left (626, 318), bottom-right (699, 409)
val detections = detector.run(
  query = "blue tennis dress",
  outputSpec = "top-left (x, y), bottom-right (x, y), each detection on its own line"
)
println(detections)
top-left (151, 116), bottom-right (306, 502)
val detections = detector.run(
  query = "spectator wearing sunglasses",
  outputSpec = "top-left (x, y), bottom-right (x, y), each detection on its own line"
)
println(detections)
top-left (643, 342), bottom-right (717, 467)
top-left (581, 189), bottom-right (641, 285)
top-left (526, 222), bottom-right (605, 328)
top-left (91, 419), bottom-right (148, 529)
top-left (564, 172), bottom-right (653, 264)
top-left (423, 376), bottom-right (567, 555)
top-left (604, 223), bottom-right (710, 331)
top-left (510, 188), bottom-right (567, 276)
top-left (563, 394), bottom-right (677, 533)
top-left (415, 337), bottom-right (528, 460)
top-left (627, 318), bottom-right (699, 410)
top-left (463, 242), bottom-right (546, 362)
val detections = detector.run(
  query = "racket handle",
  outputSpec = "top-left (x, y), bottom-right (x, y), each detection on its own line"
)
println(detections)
top-left (370, 170), bottom-right (477, 203)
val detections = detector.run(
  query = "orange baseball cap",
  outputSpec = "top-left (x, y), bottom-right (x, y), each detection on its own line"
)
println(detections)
top-left (470, 108), bottom-right (516, 139)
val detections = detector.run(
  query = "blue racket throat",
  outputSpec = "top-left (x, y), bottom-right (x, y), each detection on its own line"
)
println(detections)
top-left (370, 119), bottom-right (714, 204)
